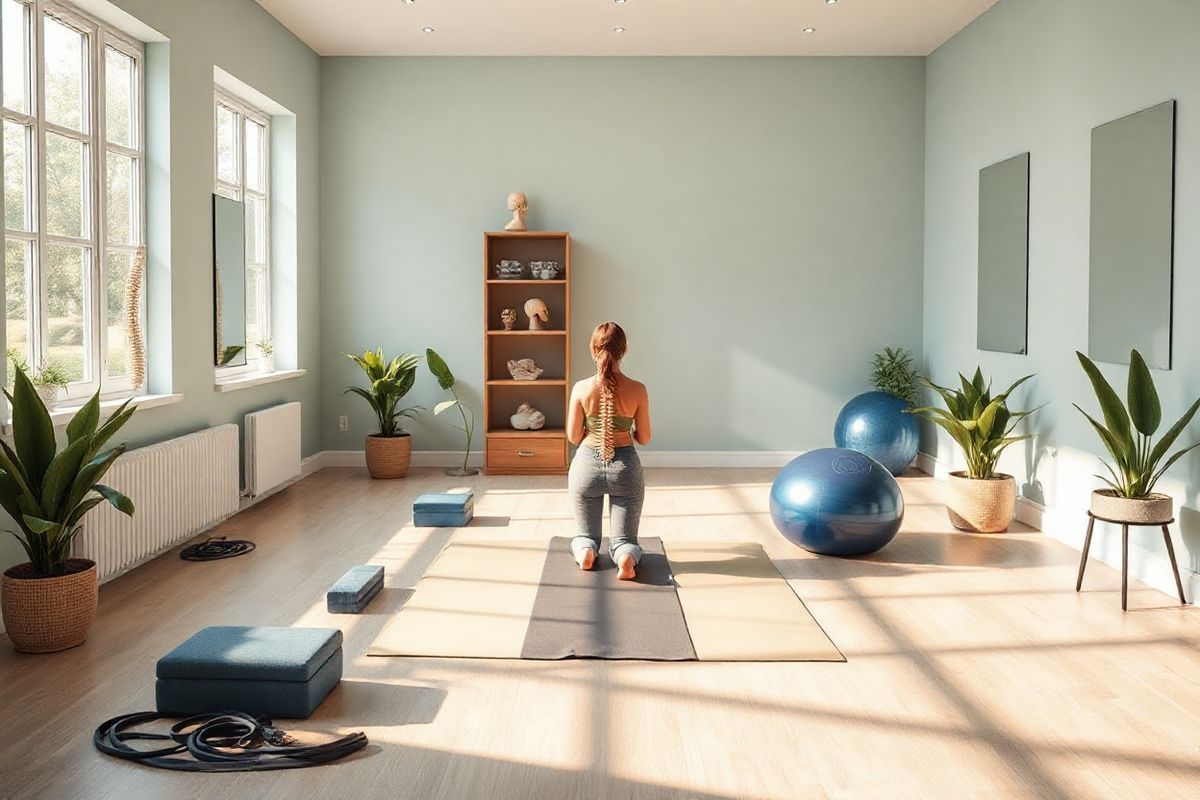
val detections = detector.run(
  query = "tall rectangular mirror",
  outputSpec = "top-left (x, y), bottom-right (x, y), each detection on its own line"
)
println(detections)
top-left (1088, 100), bottom-right (1176, 368)
top-left (977, 152), bottom-right (1030, 355)
top-left (213, 194), bottom-right (248, 368)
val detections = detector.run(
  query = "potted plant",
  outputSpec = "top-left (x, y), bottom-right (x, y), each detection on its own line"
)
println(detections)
top-left (1074, 350), bottom-right (1200, 524)
top-left (345, 349), bottom-right (422, 479)
top-left (427, 348), bottom-right (479, 477)
top-left (8, 351), bottom-right (70, 410)
top-left (255, 337), bottom-right (275, 373)
top-left (911, 368), bottom-right (1040, 532)
top-left (0, 367), bottom-right (136, 653)
top-left (833, 346), bottom-right (922, 476)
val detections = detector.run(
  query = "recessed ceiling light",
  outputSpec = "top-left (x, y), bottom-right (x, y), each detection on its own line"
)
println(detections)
top-left (404, 0), bottom-right (415, 4)
top-left (422, 26), bottom-right (434, 33)
top-left (825, 0), bottom-right (839, 5)
top-left (803, 27), bottom-right (816, 33)
top-left (613, 26), bottom-right (626, 33)
top-left (615, 0), bottom-right (627, 4)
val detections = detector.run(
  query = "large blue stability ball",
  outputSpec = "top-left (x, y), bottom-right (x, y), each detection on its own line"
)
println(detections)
top-left (770, 448), bottom-right (904, 557)
top-left (833, 391), bottom-right (919, 476)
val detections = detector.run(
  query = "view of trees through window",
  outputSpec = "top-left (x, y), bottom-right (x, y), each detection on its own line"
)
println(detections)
top-left (2, 0), bottom-right (144, 397)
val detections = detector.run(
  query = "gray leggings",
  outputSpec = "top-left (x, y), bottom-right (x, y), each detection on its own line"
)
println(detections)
top-left (568, 445), bottom-right (645, 565)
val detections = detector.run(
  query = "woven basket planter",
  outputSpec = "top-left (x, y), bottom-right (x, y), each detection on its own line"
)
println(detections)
top-left (1091, 490), bottom-right (1173, 524)
top-left (365, 433), bottom-right (412, 479)
top-left (2, 559), bottom-right (98, 653)
top-left (946, 472), bottom-right (1016, 533)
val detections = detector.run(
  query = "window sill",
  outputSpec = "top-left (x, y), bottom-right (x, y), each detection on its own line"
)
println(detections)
top-left (3, 392), bottom-right (184, 434)
top-left (214, 368), bottom-right (306, 393)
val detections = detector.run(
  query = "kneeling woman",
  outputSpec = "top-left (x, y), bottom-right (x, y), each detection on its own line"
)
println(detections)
top-left (567, 322), bottom-right (652, 580)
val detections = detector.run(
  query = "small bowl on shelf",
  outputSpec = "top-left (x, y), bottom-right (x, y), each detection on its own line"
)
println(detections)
top-left (494, 260), bottom-right (525, 279)
top-left (529, 261), bottom-right (561, 280)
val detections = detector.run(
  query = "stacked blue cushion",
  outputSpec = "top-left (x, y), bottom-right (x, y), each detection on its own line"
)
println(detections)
top-left (327, 564), bottom-right (384, 613)
top-left (413, 492), bottom-right (474, 527)
top-left (156, 626), bottom-right (342, 719)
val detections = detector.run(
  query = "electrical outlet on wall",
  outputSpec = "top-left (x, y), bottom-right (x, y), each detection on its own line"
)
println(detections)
top-left (338, 415), bottom-right (348, 432)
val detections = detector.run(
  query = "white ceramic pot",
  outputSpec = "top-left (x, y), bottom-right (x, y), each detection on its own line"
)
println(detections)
top-left (258, 354), bottom-right (275, 373)
top-left (35, 386), bottom-right (60, 410)
top-left (946, 472), bottom-right (1017, 533)
top-left (1090, 490), bottom-right (1173, 524)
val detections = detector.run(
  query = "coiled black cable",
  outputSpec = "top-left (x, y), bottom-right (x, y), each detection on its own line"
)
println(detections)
top-left (94, 711), bottom-right (368, 771)
top-left (180, 537), bottom-right (255, 561)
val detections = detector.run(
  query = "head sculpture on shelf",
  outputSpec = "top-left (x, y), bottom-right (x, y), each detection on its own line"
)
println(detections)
top-left (524, 297), bottom-right (549, 330)
top-left (500, 308), bottom-right (517, 330)
top-left (504, 192), bottom-right (528, 231)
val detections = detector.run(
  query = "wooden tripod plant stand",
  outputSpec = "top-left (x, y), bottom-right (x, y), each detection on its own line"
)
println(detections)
top-left (1076, 511), bottom-right (1188, 611)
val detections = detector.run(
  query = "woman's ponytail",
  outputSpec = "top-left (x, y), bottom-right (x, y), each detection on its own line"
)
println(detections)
top-left (590, 322), bottom-right (627, 462)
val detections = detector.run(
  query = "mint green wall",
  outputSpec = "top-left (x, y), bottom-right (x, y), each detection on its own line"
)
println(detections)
top-left (0, 0), bottom-right (321, 576)
top-left (319, 57), bottom-right (926, 453)
top-left (923, 0), bottom-right (1200, 594)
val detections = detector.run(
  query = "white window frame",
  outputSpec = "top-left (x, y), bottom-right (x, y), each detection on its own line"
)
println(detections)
top-left (2, 0), bottom-right (146, 400)
top-left (213, 87), bottom-right (270, 378)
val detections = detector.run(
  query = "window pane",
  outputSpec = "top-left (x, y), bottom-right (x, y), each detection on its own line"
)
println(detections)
top-left (245, 119), bottom-right (265, 193)
top-left (43, 14), bottom-right (86, 132)
top-left (245, 194), bottom-right (267, 264)
top-left (215, 184), bottom-right (239, 201)
top-left (45, 243), bottom-right (89, 382)
top-left (216, 104), bottom-right (237, 184)
top-left (44, 132), bottom-right (86, 237)
top-left (245, 262), bottom-right (263, 347)
top-left (2, 0), bottom-right (28, 113)
top-left (106, 152), bottom-right (135, 244)
top-left (105, 46), bottom-right (133, 146)
top-left (3, 120), bottom-right (30, 230)
top-left (105, 249), bottom-right (130, 377)
top-left (5, 238), bottom-right (30, 382)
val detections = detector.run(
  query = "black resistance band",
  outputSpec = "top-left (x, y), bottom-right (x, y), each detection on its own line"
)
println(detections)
top-left (180, 537), bottom-right (255, 561)
top-left (94, 711), bottom-right (368, 772)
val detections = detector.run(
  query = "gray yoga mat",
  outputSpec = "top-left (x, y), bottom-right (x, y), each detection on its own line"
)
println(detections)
top-left (520, 537), bottom-right (698, 660)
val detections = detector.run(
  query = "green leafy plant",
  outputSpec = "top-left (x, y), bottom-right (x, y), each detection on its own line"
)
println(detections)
top-left (910, 368), bottom-right (1040, 479)
top-left (0, 367), bottom-right (136, 577)
top-left (871, 346), bottom-right (920, 404)
top-left (426, 348), bottom-right (478, 476)
top-left (255, 338), bottom-right (274, 357)
top-left (1074, 350), bottom-right (1200, 498)
top-left (344, 349), bottom-right (422, 437)
top-left (7, 351), bottom-right (69, 392)
top-left (217, 345), bottom-right (244, 367)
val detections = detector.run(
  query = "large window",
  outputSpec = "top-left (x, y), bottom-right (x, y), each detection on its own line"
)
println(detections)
top-left (214, 89), bottom-right (270, 367)
top-left (2, 0), bottom-right (145, 399)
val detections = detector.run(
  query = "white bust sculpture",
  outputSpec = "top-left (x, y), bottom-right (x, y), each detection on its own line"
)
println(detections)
top-left (504, 192), bottom-right (528, 231)
top-left (524, 297), bottom-right (549, 330)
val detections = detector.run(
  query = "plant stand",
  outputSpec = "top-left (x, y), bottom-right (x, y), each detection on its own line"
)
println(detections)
top-left (1075, 512), bottom-right (1187, 611)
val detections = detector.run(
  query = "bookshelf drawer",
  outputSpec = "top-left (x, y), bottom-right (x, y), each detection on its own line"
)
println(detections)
top-left (486, 435), bottom-right (567, 473)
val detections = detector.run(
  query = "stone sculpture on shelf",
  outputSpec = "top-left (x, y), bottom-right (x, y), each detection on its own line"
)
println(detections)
top-left (507, 358), bottom-right (543, 381)
top-left (500, 308), bottom-right (517, 330)
top-left (510, 402), bottom-right (547, 430)
top-left (524, 297), bottom-right (549, 330)
top-left (504, 192), bottom-right (528, 231)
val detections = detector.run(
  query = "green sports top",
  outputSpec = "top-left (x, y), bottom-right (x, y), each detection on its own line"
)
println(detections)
top-left (585, 414), bottom-right (635, 433)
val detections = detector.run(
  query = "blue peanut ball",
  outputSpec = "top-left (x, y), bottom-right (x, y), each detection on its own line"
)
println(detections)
top-left (833, 391), bottom-right (919, 476)
top-left (769, 448), bottom-right (904, 557)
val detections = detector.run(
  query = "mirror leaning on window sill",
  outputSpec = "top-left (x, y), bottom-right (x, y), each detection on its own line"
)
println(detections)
top-left (2, 392), bottom-right (184, 435)
top-left (213, 368), bottom-right (306, 393)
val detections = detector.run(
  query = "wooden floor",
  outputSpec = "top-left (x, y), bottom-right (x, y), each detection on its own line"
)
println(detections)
top-left (2, 467), bottom-right (1198, 799)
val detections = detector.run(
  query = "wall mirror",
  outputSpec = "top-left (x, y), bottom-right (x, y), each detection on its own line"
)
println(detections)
top-left (1088, 100), bottom-right (1176, 368)
top-left (213, 194), bottom-right (248, 368)
top-left (977, 152), bottom-right (1030, 355)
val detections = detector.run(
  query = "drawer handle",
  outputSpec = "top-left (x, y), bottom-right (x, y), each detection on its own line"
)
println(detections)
top-left (517, 450), bottom-right (536, 457)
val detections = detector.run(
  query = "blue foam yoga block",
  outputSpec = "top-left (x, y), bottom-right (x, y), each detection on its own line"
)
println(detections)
top-left (413, 492), bottom-right (474, 527)
top-left (327, 564), bottom-right (385, 613)
top-left (156, 626), bottom-right (343, 719)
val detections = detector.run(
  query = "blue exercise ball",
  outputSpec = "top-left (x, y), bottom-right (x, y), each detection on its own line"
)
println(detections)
top-left (833, 391), bottom-right (919, 476)
top-left (770, 448), bottom-right (904, 557)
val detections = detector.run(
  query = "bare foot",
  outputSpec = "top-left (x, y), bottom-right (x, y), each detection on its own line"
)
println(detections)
top-left (616, 553), bottom-right (636, 581)
top-left (576, 548), bottom-right (596, 571)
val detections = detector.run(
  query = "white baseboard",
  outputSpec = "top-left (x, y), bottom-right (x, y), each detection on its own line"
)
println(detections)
top-left (302, 449), bottom-right (803, 472)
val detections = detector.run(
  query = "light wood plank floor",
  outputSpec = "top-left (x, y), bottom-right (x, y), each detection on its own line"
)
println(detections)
top-left (1, 467), bottom-right (1198, 799)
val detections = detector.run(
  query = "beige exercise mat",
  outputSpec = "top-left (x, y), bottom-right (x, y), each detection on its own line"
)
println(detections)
top-left (663, 541), bottom-right (844, 662)
top-left (368, 539), bottom-right (548, 658)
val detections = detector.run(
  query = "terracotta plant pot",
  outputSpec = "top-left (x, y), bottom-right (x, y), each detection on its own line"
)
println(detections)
top-left (365, 433), bottom-right (412, 479)
top-left (2, 559), bottom-right (98, 653)
top-left (1090, 490), bottom-right (1173, 524)
top-left (946, 471), bottom-right (1016, 533)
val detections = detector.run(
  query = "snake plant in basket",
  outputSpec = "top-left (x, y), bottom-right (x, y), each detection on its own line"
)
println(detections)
top-left (345, 349), bottom-right (422, 479)
top-left (0, 367), bottom-right (136, 653)
top-left (910, 368), bottom-right (1041, 532)
top-left (1075, 350), bottom-right (1200, 524)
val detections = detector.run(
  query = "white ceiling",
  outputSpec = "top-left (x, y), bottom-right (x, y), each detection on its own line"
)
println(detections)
top-left (253, 0), bottom-right (999, 57)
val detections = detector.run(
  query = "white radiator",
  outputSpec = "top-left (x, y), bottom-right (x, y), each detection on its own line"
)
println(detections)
top-left (245, 402), bottom-right (302, 498)
top-left (73, 424), bottom-right (241, 582)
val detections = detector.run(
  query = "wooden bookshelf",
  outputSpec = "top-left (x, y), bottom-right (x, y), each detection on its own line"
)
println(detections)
top-left (483, 231), bottom-right (571, 474)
